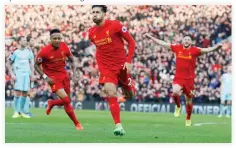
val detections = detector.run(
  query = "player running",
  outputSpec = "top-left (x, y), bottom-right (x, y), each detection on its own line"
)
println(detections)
top-left (34, 29), bottom-right (83, 130)
top-left (88, 5), bottom-right (136, 136)
top-left (8, 36), bottom-right (35, 119)
top-left (144, 33), bottom-right (222, 126)
top-left (218, 66), bottom-right (232, 118)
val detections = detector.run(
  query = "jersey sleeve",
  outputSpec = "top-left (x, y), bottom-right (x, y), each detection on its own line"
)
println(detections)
top-left (114, 20), bottom-right (128, 36)
top-left (9, 50), bottom-right (17, 62)
top-left (35, 48), bottom-right (45, 64)
top-left (193, 46), bottom-right (202, 57)
top-left (170, 44), bottom-right (180, 53)
top-left (114, 20), bottom-right (136, 63)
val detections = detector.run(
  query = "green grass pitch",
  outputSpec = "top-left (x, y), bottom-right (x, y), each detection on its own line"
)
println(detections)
top-left (5, 107), bottom-right (231, 143)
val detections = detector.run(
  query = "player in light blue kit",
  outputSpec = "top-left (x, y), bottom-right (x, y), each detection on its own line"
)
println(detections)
top-left (9, 36), bottom-right (35, 118)
top-left (218, 66), bottom-right (232, 118)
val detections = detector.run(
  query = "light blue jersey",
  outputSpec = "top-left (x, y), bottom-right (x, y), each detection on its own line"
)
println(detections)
top-left (11, 48), bottom-right (34, 75)
top-left (221, 73), bottom-right (232, 101)
top-left (10, 48), bottom-right (34, 91)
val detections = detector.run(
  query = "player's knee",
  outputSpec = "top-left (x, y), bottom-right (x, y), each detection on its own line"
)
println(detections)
top-left (22, 92), bottom-right (28, 97)
top-left (221, 100), bottom-right (225, 104)
top-left (14, 91), bottom-right (21, 97)
top-left (172, 92), bottom-right (178, 96)
top-left (227, 101), bottom-right (231, 105)
top-left (100, 91), bottom-right (107, 98)
top-left (104, 83), bottom-right (117, 97)
top-left (173, 87), bottom-right (182, 96)
top-left (22, 94), bottom-right (28, 97)
top-left (106, 90), bottom-right (117, 97)
top-left (172, 90), bottom-right (181, 96)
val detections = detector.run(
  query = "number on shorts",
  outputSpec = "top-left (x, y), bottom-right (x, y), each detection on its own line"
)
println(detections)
top-left (128, 78), bottom-right (132, 86)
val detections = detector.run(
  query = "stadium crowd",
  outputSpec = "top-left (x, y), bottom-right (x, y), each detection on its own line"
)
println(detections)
top-left (5, 5), bottom-right (232, 104)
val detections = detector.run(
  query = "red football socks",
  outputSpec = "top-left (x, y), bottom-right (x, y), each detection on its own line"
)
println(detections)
top-left (50, 96), bottom-right (71, 106)
top-left (51, 98), bottom-right (64, 106)
top-left (64, 103), bottom-right (79, 125)
top-left (107, 97), bottom-right (120, 124)
top-left (186, 103), bottom-right (193, 120)
top-left (173, 95), bottom-right (181, 108)
top-left (52, 96), bottom-right (79, 125)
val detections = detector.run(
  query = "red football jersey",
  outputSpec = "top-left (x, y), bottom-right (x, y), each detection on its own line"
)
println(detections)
top-left (35, 42), bottom-right (72, 77)
top-left (170, 44), bottom-right (201, 79)
top-left (88, 19), bottom-right (135, 72)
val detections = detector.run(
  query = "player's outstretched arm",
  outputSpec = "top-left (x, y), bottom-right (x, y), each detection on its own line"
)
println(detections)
top-left (199, 44), bottom-right (223, 54)
top-left (144, 33), bottom-right (171, 49)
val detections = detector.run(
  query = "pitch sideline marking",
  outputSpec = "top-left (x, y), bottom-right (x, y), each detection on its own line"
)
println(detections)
top-left (5, 122), bottom-right (90, 125)
top-left (193, 122), bottom-right (228, 126)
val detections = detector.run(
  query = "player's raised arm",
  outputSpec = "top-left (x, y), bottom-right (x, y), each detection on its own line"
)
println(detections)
top-left (199, 44), bottom-right (223, 54)
top-left (144, 33), bottom-right (171, 49)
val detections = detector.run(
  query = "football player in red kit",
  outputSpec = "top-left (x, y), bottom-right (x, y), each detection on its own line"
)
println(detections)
top-left (144, 33), bottom-right (222, 126)
top-left (34, 29), bottom-right (83, 130)
top-left (88, 5), bottom-right (136, 136)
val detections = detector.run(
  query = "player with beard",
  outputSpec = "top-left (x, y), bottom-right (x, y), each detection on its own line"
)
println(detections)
top-left (144, 33), bottom-right (222, 126)
top-left (88, 5), bottom-right (136, 136)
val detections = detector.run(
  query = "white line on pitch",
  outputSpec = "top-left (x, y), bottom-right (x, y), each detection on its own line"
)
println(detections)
top-left (193, 122), bottom-right (228, 126)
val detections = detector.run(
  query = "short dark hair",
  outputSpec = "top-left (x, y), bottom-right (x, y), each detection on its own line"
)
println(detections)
top-left (183, 33), bottom-right (193, 40)
top-left (92, 5), bottom-right (107, 13)
top-left (50, 29), bottom-right (61, 36)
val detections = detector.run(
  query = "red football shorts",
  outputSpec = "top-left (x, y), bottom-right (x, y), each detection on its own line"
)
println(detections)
top-left (173, 78), bottom-right (195, 98)
top-left (49, 75), bottom-right (70, 95)
top-left (99, 68), bottom-right (134, 91)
